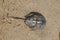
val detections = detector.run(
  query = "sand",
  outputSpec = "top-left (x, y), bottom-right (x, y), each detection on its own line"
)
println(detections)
top-left (0, 0), bottom-right (60, 40)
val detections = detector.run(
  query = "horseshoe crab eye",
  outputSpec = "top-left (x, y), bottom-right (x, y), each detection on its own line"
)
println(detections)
top-left (25, 12), bottom-right (46, 30)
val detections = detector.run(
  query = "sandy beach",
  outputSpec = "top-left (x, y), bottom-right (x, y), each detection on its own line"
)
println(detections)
top-left (0, 0), bottom-right (60, 40)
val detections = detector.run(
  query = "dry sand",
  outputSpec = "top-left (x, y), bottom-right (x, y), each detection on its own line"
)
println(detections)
top-left (0, 0), bottom-right (60, 40)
